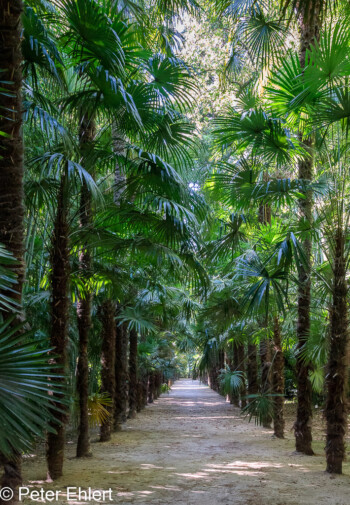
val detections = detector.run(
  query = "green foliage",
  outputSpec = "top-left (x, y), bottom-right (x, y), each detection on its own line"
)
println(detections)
top-left (218, 367), bottom-right (245, 396)
top-left (242, 393), bottom-right (276, 425)
top-left (0, 317), bottom-right (65, 456)
top-left (9, 0), bottom-right (350, 469)
top-left (161, 383), bottom-right (171, 394)
top-left (0, 244), bottom-right (20, 313)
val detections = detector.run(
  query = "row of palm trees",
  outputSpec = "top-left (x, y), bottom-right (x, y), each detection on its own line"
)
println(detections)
top-left (0, 0), bottom-right (203, 496)
top-left (194, 0), bottom-right (350, 475)
top-left (1, 1), bottom-right (350, 502)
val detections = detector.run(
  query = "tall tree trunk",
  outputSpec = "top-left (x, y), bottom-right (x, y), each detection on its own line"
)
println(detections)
top-left (272, 316), bottom-right (285, 439)
top-left (76, 115), bottom-right (95, 458)
top-left (99, 300), bottom-right (116, 442)
top-left (294, 0), bottom-right (321, 457)
top-left (47, 174), bottom-right (70, 480)
top-left (258, 203), bottom-right (272, 427)
top-left (128, 328), bottom-right (138, 419)
top-left (148, 372), bottom-right (154, 403)
top-left (260, 336), bottom-right (272, 428)
top-left (0, 0), bottom-right (24, 498)
top-left (236, 343), bottom-right (246, 408)
top-left (225, 353), bottom-right (234, 404)
top-left (113, 132), bottom-right (126, 204)
top-left (217, 350), bottom-right (225, 396)
top-left (156, 372), bottom-right (162, 398)
top-left (231, 343), bottom-right (240, 407)
top-left (142, 374), bottom-right (148, 407)
top-left (114, 322), bottom-right (128, 430)
top-left (247, 342), bottom-right (258, 402)
top-left (0, 0), bottom-right (24, 301)
top-left (153, 372), bottom-right (161, 400)
top-left (153, 373), bottom-right (159, 400)
top-left (294, 143), bottom-right (314, 453)
top-left (137, 336), bottom-right (147, 411)
top-left (136, 378), bottom-right (143, 412)
top-left (325, 229), bottom-right (348, 474)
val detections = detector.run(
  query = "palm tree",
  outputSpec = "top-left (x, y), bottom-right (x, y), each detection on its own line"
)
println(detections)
top-left (76, 117), bottom-right (96, 458)
top-left (46, 169), bottom-right (70, 480)
top-left (57, 0), bottom-right (128, 458)
top-left (29, 147), bottom-right (99, 479)
top-left (310, 121), bottom-right (350, 473)
top-left (0, 0), bottom-right (25, 495)
top-left (292, 0), bottom-right (321, 456)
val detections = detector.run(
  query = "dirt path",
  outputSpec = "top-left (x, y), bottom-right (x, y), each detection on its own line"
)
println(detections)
top-left (24, 379), bottom-right (350, 505)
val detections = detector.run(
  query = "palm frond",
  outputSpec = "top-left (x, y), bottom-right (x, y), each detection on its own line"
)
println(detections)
top-left (0, 317), bottom-right (65, 456)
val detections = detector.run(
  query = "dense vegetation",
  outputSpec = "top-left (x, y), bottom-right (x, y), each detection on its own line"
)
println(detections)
top-left (1, 0), bottom-right (350, 499)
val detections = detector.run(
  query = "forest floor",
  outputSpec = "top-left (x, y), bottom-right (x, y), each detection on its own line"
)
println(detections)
top-left (23, 379), bottom-right (350, 505)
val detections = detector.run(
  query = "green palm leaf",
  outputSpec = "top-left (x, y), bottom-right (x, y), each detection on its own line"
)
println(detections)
top-left (0, 317), bottom-right (65, 456)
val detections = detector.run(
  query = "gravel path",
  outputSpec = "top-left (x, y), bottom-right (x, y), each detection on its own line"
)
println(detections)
top-left (24, 379), bottom-right (350, 505)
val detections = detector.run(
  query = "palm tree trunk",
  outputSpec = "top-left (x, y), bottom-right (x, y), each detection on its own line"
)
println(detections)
top-left (136, 379), bottom-right (143, 412)
top-left (294, 0), bottom-right (321, 457)
top-left (247, 342), bottom-right (258, 402)
top-left (142, 375), bottom-right (148, 407)
top-left (294, 146), bottom-right (314, 453)
top-left (0, 0), bottom-right (24, 301)
top-left (260, 337), bottom-right (272, 428)
top-left (272, 316), bottom-right (285, 438)
top-left (148, 372), bottom-right (154, 403)
top-left (99, 300), bottom-right (116, 442)
top-left (114, 322), bottom-right (128, 430)
top-left (217, 350), bottom-right (225, 396)
top-left (47, 174), bottom-right (70, 480)
top-left (237, 343), bottom-right (246, 408)
top-left (225, 353), bottom-right (234, 404)
top-left (76, 115), bottom-right (95, 458)
top-left (258, 203), bottom-right (272, 426)
top-left (75, 183), bottom-right (92, 457)
top-left (232, 343), bottom-right (240, 406)
top-left (154, 372), bottom-right (161, 399)
top-left (128, 328), bottom-right (138, 419)
top-left (0, 0), bottom-right (24, 497)
top-left (112, 129), bottom-right (126, 204)
top-left (153, 373), bottom-right (159, 400)
top-left (325, 229), bottom-right (348, 474)
top-left (137, 337), bottom-right (147, 411)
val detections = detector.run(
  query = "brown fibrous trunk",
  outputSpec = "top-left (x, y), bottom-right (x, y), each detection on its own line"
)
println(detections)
top-left (128, 328), bottom-right (138, 419)
top-left (260, 337), bottom-right (272, 428)
top-left (294, 0), bottom-right (321, 457)
top-left (247, 343), bottom-right (258, 402)
top-left (148, 372), bottom-right (154, 404)
top-left (47, 175), bottom-right (70, 480)
top-left (236, 343), bottom-right (246, 408)
top-left (114, 322), bottom-right (128, 430)
top-left (0, 0), bottom-right (24, 498)
top-left (76, 115), bottom-right (95, 458)
top-left (99, 300), bottom-right (116, 442)
top-left (325, 229), bottom-right (348, 474)
top-left (272, 316), bottom-right (285, 439)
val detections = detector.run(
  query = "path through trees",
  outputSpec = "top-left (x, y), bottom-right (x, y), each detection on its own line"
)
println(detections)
top-left (23, 380), bottom-right (350, 505)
